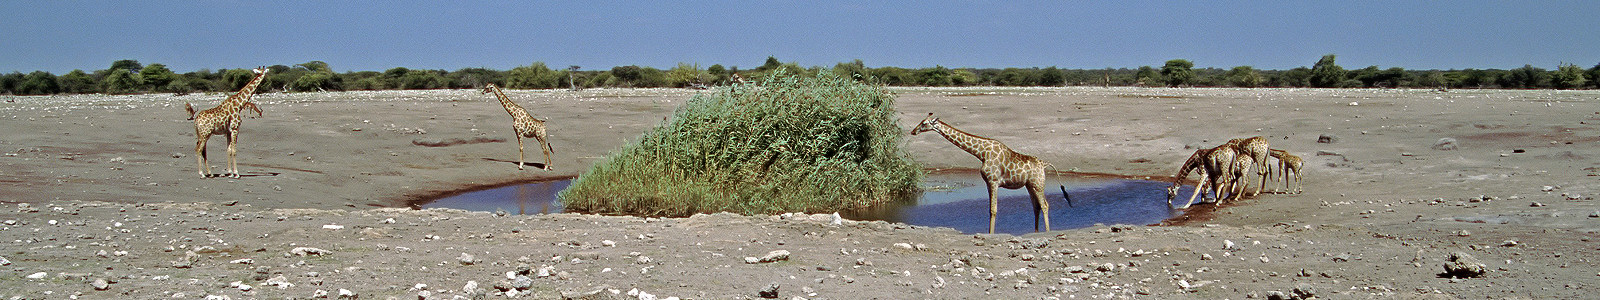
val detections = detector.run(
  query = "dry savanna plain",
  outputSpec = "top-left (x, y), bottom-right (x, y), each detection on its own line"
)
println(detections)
top-left (0, 87), bottom-right (1597, 299)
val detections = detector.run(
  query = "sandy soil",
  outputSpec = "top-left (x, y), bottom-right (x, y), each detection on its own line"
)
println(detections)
top-left (1, 87), bottom-right (1597, 299)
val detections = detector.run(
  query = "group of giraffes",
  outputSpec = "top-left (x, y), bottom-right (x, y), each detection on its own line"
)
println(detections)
top-left (184, 67), bottom-right (555, 179)
top-left (186, 69), bottom-right (1297, 234)
top-left (1164, 136), bottom-right (1305, 209)
top-left (910, 114), bottom-right (1307, 234)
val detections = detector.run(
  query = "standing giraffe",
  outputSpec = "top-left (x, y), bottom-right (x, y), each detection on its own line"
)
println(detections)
top-left (912, 113), bottom-right (1066, 234)
top-left (1268, 148), bottom-right (1304, 194)
top-left (1224, 136), bottom-right (1271, 196)
top-left (1184, 144), bottom-right (1240, 206)
top-left (1166, 148), bottom-right (1213, 209)
top-left (482, 83), bottom-right (554, 170)
top-left (184, 67), bottom-right (269, 178)
top-left (1219, 152), bottom-right (1255, 203)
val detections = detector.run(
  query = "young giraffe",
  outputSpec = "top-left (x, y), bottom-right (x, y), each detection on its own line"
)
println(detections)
top-left (1224, 136), bottom-right (1271, 196)
top-left (482, 83), bottom-right (554, 170)
top-left (1166, 148), bottom-right (1212, 209)
top-left (1268, 148), bottom-right (1304, 194)
top-left (184, 67), bottom-right (269, 178)
top-left (1219, 152), bottom-right (1255, 203)
top-left (912, 113), bottom-right (1067, 234)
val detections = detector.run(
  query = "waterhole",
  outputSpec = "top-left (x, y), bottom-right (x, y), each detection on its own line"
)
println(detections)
top-left (421, 171), bottom-right (1186, 235)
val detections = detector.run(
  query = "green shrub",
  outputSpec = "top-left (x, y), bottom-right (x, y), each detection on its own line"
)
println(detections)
top-left (558, 71), bottom-right (923, 217)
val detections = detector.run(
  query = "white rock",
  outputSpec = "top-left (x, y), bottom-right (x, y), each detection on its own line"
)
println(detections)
top-left (290, 247), bottom-right (331, 256)
top-left (462, 280), bottom-right (479, 294)
top-left (321, 224), bottom-right (344, 230)
top-left (602, 240), bottom-right (617, 247)
top-left (230, 258), bottom-right (254, 264)
top-left (337, 288), bottom-right (356, 299)
top-left (745, 250), bottom-right (791, 264)
top-left (311, 290), bottom-right (328, 298)
top-left (266, 275), bottom-right (293, 289)
top-left (26, 272), bottom-right (47, 279)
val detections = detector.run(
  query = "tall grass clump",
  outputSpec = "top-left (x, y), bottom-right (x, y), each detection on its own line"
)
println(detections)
top-left (558, 71), bottom-right (923, 216)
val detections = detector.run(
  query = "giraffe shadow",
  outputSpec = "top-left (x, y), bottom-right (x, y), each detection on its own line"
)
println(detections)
top-left (203, 171), bottom-right (282, 178)
top-left (480, 158), bottom-right (550, 170)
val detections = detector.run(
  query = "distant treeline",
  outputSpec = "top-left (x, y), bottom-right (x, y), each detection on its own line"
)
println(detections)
top-left (2, 55), bottom-right (1596, 96)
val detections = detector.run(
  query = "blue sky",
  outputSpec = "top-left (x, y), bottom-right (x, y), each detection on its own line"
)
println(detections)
top-left (3, 1), bottom-right (1596, 74)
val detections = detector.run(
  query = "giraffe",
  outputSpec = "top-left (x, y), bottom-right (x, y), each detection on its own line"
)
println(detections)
top-left (1166, 148), bottom-right (1212, 209)
top-left (482, 83), bottom-right (554, 170)
top-left (1219, 151), bottom-right (1255, 203)
top-left (1224, 136), bottom-right (1271, 196)
top-left (912, 113), bottom-right (1065, 234)
top-left (1268, 148), bottom-right (1304, 194)
top-left (1183, 144), bottom-right (1240, 206)
top-left (184, 67), bottom-right (269, 178)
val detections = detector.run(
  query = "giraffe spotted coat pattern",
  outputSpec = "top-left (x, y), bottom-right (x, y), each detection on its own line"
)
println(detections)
top-left (184, 67), bottom-right (268, 178)
top-left (912, 113), bottom-right (1063, 234)
top-left (483, 83), bottom-right (554, 170)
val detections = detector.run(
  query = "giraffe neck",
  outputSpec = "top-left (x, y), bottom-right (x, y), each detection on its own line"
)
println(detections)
top-left (930, 120), bottom-right (1000, 162)
top-left (488, 86), bottom-right (525, 115)
top-left (230, 70), bottom-right (269, 102)
top-left (1175, 152), bottom-right (1205, 184)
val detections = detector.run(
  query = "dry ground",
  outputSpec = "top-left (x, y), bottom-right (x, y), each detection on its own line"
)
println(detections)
top-left (1, 87), bottom-right (1597, 299)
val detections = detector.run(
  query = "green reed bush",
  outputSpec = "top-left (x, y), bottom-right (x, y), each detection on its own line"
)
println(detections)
top-left (558, 71), bottom-right (923, 216)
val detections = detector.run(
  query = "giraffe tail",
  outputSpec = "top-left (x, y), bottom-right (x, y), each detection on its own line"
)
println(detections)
top-left (184, 103), bottom-right (196, 120)
top-left (1060, 185), bottom-right (1073, 208)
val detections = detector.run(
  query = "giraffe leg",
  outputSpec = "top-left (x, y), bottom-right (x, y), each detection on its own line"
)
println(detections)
top-left (226, 130), bottom-right (238, 178)
top-left (515, 136), bottom-right (525, 170)
top-left (1183, 175), bottom-right (1208, 209)
top-left (986, 180), bottom-right (1000, 234)
top-left (1028, 182), bottom-right (1050, 232)
top-left (196, 137), bottom-right (209, 178)
top-left (535, 133), bottom-right (552, 171)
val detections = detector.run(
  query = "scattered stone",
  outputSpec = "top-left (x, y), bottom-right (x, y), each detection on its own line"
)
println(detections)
top-left (1529, 202), bottom-right (1544, 207)
top-left (893, 243), bottom-right (914, 250)
top-left (0, 255), bottom-right (10, 266)
top-left (1501, 240), bottom-right (1518, 247)
top-left (266, 275), bottom-right (293, 289)
top-left (290, 247), bottom-right (332, 256)
top-left (91, 278), bottom-right (109, 290)
top-left (1456, 230), bottom-right (1471, 237)
top-left (311, 290), bottom-right (328, 298)
top-left (1317, 134), bottom-right (1338, 144)
top-left (1442, 251), bottom-right (1488, 278)
top-left (1542, 185), bottom-right (1557, 192)
top-left (1292, 283), bottom-right (1316, 299)
top-left (1200, 253), bottom-right (1213, 260)
top-left (1223, 240), bottom-right (1240, 251)
top-left (511, 275), bottom-right (533, 290)
top-left (457, 253), bottom-right (476, 265)
top-left (337, 288), bottom-right (356, 299)
top-left (1265, 290), bottom-right (1289, 300)
top-left (1432, 138), bottom-right (1458, 151)
top-left (1332, 253), bottom-right (1352, 262)
top-left (745, 250), bottom-right (791, 264)
top-left (230, 258), bottom-right (254, 264)
top-left (758, 282), bottom-right (780, 298)
top-left (602, 240), bottom-right (617, 247)
top-left (321, 224), bottom-right (344, 230)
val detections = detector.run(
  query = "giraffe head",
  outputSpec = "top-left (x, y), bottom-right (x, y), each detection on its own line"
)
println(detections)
top-left (252, 67), bottom-right (268, 75)
top-left (1165, 184), bottom-right (1180, 202)
top-left (910, 113), bottom-right (939, 135)
top-left (482, 83), bottom-right (499, 95)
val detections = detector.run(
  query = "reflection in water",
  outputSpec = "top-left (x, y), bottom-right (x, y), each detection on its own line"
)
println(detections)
top-left (421, 172), bottom-right (1185, 235)
top-left (841, 171), bottom-right (1184, 235)
top-left (422, 179), bottom-right (571, 214)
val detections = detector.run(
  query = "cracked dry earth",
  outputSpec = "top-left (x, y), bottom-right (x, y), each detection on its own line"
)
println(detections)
top-left (2, 88), bottom-right (1599, 299)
